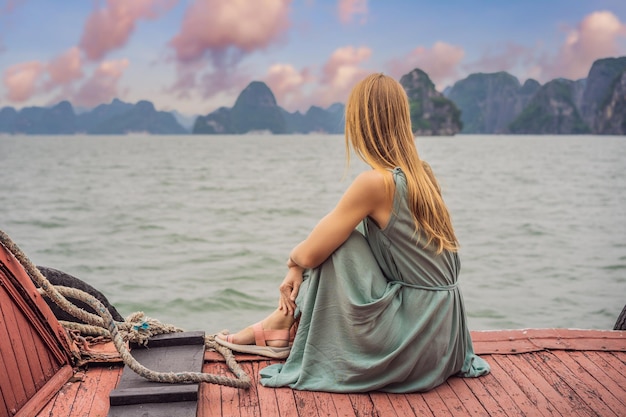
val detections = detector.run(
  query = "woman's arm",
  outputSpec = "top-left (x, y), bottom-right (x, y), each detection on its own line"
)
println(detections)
top-left (288, 169), bottom-right (392, 269)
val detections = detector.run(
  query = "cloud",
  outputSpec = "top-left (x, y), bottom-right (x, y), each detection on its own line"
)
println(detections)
top-left (46, 47), bottom-right (83, 86)
top-left (387, 42), bottom-right (465, 89)
top-left (3, 61), bottom-right (46, 101)
top-left (80, 0), bottom-right (176, 60)
top-left (542, 11), bottom-right (626, 80)
top-left (338, 0), bottom-right (367, 24)
top-left (169, 0), bottom-right (291, 62)
top-left (264, 64), bottom-right (312, 111)
top-left (74, 59), bottom-right (129, 107)
top-left (307, 45), bottom-right (371, 108)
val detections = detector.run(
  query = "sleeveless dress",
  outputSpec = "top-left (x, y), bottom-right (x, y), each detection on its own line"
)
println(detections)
top-left (260, 168), bottom-right (490, 392)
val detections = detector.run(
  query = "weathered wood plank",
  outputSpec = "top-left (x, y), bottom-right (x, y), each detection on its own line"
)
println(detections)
top-left (403, 390), bottom-right (434, 416)
top-left (490, 355), bottom-right (563, 417)
top-left (381, 394), bottom-right (417, 417)
top-left (85, 366), bottom-right (123, 417)
top-left (311, 390), bottom-right (341, 417)
top-left (15, 365), bottom-right (73, 417)
top-left (369, 392), bottom-right (399, 417)
top-left (581, 351), bottom-right (626, 403)
top-left (488, 354), bottom-right (552, 416)
top-left (218, 362), bottom-right (242, 417)
top-left (293, 389), bottom-right (321, 417)
top-left (329, 392), bottom-right (358, 417)
top-left (435, 381), bottom-right (473, 417)
top-left (0, 290), bottom-right (28, 411)
top-left (460, 372), bottom-right (507, 416)
top-left (525, 352), bottom-right (597, 417)
top-left (271, 386), bottom-right (298, 417)
top-left (238, 361), bottom-right (261, 417)
top-left (197, 361), bottom-right (226, 417)
top-left (40, 368), bottom-right (82, 417)
top-left (444, 377), bottom-right (490, 417)
top-left (3, 295), bottom-right (38, 397)
top-left (568, 351), bottom-right (626, 410)
top-left (420, 389), bottom-right (453, 417)
top-left (551, 350), bottom-right (621, 417)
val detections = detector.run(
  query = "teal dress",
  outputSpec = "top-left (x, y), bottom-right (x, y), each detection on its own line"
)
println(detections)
top-left (260, 168), bottom-right (490, 392)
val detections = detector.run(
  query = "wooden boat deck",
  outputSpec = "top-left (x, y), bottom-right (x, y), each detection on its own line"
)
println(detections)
top-left (36, 328), bottom-right (626, 417)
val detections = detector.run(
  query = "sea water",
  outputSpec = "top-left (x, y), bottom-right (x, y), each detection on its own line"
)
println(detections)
top-left (0, 134), bottom-right (624, 333)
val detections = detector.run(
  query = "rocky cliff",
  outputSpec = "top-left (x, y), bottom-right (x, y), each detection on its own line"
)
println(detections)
top-left (582, 57), bottom-right (626, 134)
top-left (400, 69), bottom-right (461, 136)
top-left (446, 72), bottom-right (539, 133)
top-left (193, 81), bottom-right (344, 134)
top-left (508, 79), bottom-right (589, 134)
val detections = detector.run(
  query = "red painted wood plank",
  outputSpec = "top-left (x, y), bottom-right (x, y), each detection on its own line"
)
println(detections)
top-left (293, 390), bottom-right (321, 417)
top-left (311, 390), bottom-right (340, 417)
top-left (254, 369), bottom-right (282, 417)
top-left (434, 381), bottom-right (473, 417)
top-left (443, 378), bottom-right (489, 417)
top-left (3, 295), bottom-right (38, 397)
top-left (460, 371), bottom-right (508, 416)
top-left (582, 352), bottom-right (626, 400)
top-left (18, 311), bottom-right (48, 389)
top-left (198, 361), bottom-right (224, 417)
top-left (420, 389), bottom-right (453, 417)
top-left (487, 354), bottom-right (554, 417)
top-left (329, 392), bottom-right (358, 417)
top-left (524, 352), bottom-right (597, 417)
top-left (471, 329), bottom-right (626, 354)
top-left (219, 362), bottom-right (242, 417)
top-left (86, 366), bottom-right (123, 417)
top-left (272, 387), bottom-right (298, 417)
top-left (256, 360), bottom-right (299, 417)
top-left (490, 355), bottom-right (563, 417)
top-left (16, 365), bottom-right (72, 417)
top-left (66, 367), bottom-right (104, 417)
top-left (571, 351), bottom-right (626, 409)
top-left (0, 334), bottom-right (18, 416)
top-left (404, 391), bottom-right (435, 416)
top-left (369, 392), bottom-right (400, 416)
top-left (238, 362), bottom-right (261, 417)
top-left (0, 289), bottom-right (28, 412)
top-left (552, 350), bottom-right (623, 417)
top-left (382, 394), bottom-right (417, 417)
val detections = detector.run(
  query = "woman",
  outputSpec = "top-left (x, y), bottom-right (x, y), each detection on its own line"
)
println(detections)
top-left (216, 73), bottom-right (490, 392)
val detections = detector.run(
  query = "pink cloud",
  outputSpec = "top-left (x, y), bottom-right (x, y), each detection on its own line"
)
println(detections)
top-left (264, 63), bottom-right (312, 111)
top-left (307, 45), bottom-right (371, 108)
top-left (338, 0), bottom-right (367, 24)
top-left (542, 11), bottom-right (626, 80)
top-left (387, 41), bottom-right (465, 89)
top-left (80, 0), bottom-right (176, 60)
top-left (46, 47), bottom-right (83, 86)
top-left (169, 0), bottom-right (292, 62)
top-left (74, 59), bottom-right (129, 107)
top-left (3, 61), bottom-right (46, 102)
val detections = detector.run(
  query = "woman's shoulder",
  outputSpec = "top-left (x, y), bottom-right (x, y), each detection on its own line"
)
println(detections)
top-left (353, 169), bottom-right (392, 193)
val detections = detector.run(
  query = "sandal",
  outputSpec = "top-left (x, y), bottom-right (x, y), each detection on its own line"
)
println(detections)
top-left (215, 321), bottom-right (291, 359)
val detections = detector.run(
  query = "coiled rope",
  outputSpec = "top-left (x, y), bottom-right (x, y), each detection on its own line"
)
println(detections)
top-left (0, 229), bottom-right (251, 389)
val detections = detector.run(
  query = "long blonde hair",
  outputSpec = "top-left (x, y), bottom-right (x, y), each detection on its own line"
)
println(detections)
top-left (345, 73), bottom-right (458, 253)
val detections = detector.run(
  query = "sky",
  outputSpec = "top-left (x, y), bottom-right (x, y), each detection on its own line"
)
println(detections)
top-left (1, 0), bottom-right (625, 116)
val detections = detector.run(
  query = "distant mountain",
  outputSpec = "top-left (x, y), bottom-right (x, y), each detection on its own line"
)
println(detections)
top-left (193, 81), bottom-right (344, 134)
top-left (2, 56), bottom-right (625, 136)
top-left (445, 56), bottom-right (626, 135)
top-left (447, 72), bottom-right (539, 133)
top-left (399, 69), bottom-right (461, 136)
top-left (0, 98), bottom-right (186, 134)
top-left (582, 57), bottom-right (626, 134)
top-left (509, 79), bottom-right (590, 134)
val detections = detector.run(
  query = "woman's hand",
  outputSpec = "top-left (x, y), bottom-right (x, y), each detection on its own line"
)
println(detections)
top-left (278, 266), bottom-right (304, 316)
